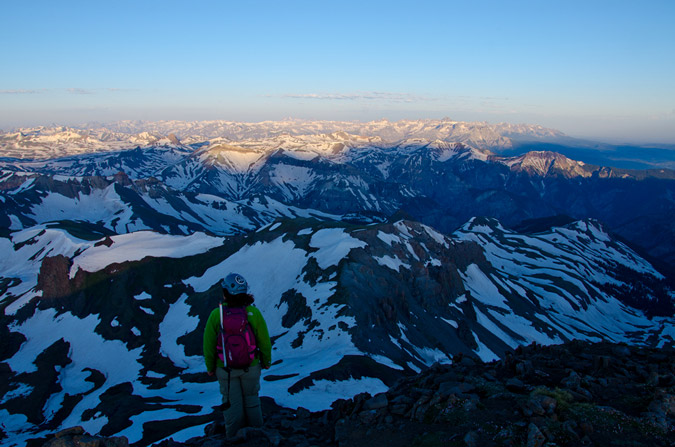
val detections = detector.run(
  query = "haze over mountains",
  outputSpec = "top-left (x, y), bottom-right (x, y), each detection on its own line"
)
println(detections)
top-left (0, 118), bottom-right (674, 445)
top-left (0, 119), bottom-right (554, 157)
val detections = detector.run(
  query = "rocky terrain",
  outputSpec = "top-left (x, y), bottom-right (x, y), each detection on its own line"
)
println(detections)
top-left (36, 341), bottom-right (675, 447)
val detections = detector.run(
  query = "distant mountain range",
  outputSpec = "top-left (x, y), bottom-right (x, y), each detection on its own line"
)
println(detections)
top-left (0, 119), bottom-right (673, 445)
top-left (2, 119), bottom-right (673, 170)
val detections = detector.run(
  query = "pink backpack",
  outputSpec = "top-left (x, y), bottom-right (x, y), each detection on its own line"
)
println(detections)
top-left (217, 305), bottom-right (257, 369)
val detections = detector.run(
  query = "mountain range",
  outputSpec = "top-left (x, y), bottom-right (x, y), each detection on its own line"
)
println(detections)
top-left (0, 119), bottom-right (673, 446)
top-left (3, 119), bottom-right (674, 170)
top-left (2, 122), bottom-right (674, 266)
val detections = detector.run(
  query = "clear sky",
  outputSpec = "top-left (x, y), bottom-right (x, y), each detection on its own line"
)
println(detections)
top-left (2, 0), bottom-right (674, 143)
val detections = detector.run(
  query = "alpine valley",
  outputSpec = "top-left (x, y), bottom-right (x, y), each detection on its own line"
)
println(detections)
top-left (0, 119), bottom-right (674, 446)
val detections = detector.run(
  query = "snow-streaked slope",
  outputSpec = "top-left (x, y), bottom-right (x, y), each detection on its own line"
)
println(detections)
top-left (28, 185), bottom-right (141, 231)
top-left (1, 217), bottom-right (672, 446)
top-left (0, 171), bottom-right (343, 236)
top-left (0, 145), bottom-right (193, 180)
top-left (0, 226), bottom-right (90, 313)
top-left (454, 218), bottom-right (669, 355)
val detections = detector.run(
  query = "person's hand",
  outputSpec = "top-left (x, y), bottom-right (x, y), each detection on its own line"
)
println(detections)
top-left (262, 364), bottom-right (270, 370)
top-left (207, 371), bottom-right (215, 376)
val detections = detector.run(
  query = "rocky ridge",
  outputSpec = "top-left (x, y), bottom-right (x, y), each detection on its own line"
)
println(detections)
top-left (38, 341), bottom-right (675, 447)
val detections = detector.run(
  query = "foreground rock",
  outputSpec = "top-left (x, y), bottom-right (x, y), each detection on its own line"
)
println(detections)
top-left (41, 426), bottom-right (128, 447)
top-left (43, 341), bottom-right (674, 447)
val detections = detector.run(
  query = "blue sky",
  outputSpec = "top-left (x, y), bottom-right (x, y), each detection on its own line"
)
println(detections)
top-left (2, 0), bottom-right (674, 143)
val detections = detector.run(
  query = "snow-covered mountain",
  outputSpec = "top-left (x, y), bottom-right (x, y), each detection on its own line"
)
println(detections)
top-left (0, 126), bottom-right (184, 160)
top-left (0, 170), bottom-right (342, 237)
top-left (1, 217), bottom-right (672, 446)
top-left (2, 131), bottom-right (674, 265)
top-left (1, 119), bottom-right (674, 446)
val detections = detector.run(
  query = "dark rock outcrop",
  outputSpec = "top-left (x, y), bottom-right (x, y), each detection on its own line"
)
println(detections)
top-left (40, 426), bottom-right (128, 447)
top-left (37, 255), bottom-right (75, 299)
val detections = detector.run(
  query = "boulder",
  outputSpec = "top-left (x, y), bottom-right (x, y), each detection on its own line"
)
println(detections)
top-left (363, 393), bottom-right (389, 410)
top-left (526, 423), bottom-right (546, 447)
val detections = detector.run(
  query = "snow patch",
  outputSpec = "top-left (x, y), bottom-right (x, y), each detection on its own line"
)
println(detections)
top-left (134, 292), bottom-right (152, 301)
top-left (376, 231), bottom-right (401, 246)
top-left (374, 255), bottom-right (411, 272)
top-left (277, 377), bottom-right (388, 412)
top-left (460, 264), bottom-right (509, 310)
top-left (159, 294), bottom-right (201, 371)
top-left (70, 231), bottom-right (223, 276)
top-left (309, 228), bottom-right (367, 269)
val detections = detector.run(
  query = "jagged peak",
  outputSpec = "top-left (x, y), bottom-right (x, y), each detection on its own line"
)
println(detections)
top-left (557, 218), bottom-right (612, 242)
top-left (457, 216), bottom-right (507, 234)
top-left (499, 150), bottom-right (593, 178)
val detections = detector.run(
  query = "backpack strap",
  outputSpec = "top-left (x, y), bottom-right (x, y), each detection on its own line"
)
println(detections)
top-left (219, 303), bottom-right (233, 410)
top-left (218, 304), bottom-right (228, 369)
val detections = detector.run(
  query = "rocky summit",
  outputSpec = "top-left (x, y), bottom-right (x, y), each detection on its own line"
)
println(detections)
top-left (37, 341), bottom-right (674, 447)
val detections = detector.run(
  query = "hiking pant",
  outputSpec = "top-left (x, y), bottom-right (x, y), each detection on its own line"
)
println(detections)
top-left (215, 364), bottom-right (263, 437)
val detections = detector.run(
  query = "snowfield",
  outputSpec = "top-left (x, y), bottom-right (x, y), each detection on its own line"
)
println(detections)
top-left (0, 216), bottom-right (673, 445)
top-left (70, 231), bottom-right (224, 275)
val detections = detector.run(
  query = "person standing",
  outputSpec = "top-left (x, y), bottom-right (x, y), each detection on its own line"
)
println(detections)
top-left (203, 273), bottom-right (272, 438)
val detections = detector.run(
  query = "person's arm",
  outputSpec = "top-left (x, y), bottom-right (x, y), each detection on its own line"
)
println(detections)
top-left (248, 306), bottom-right (272, 368)
top-left (203, 308), bottom-right (220, 374)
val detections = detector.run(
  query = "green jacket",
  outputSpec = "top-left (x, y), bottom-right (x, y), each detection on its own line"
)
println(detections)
top-left (203, 304), bottom-right (272, 373)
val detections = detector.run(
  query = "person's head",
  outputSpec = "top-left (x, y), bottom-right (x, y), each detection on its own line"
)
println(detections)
top-left (221, 272), bottom-right (254, 306)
